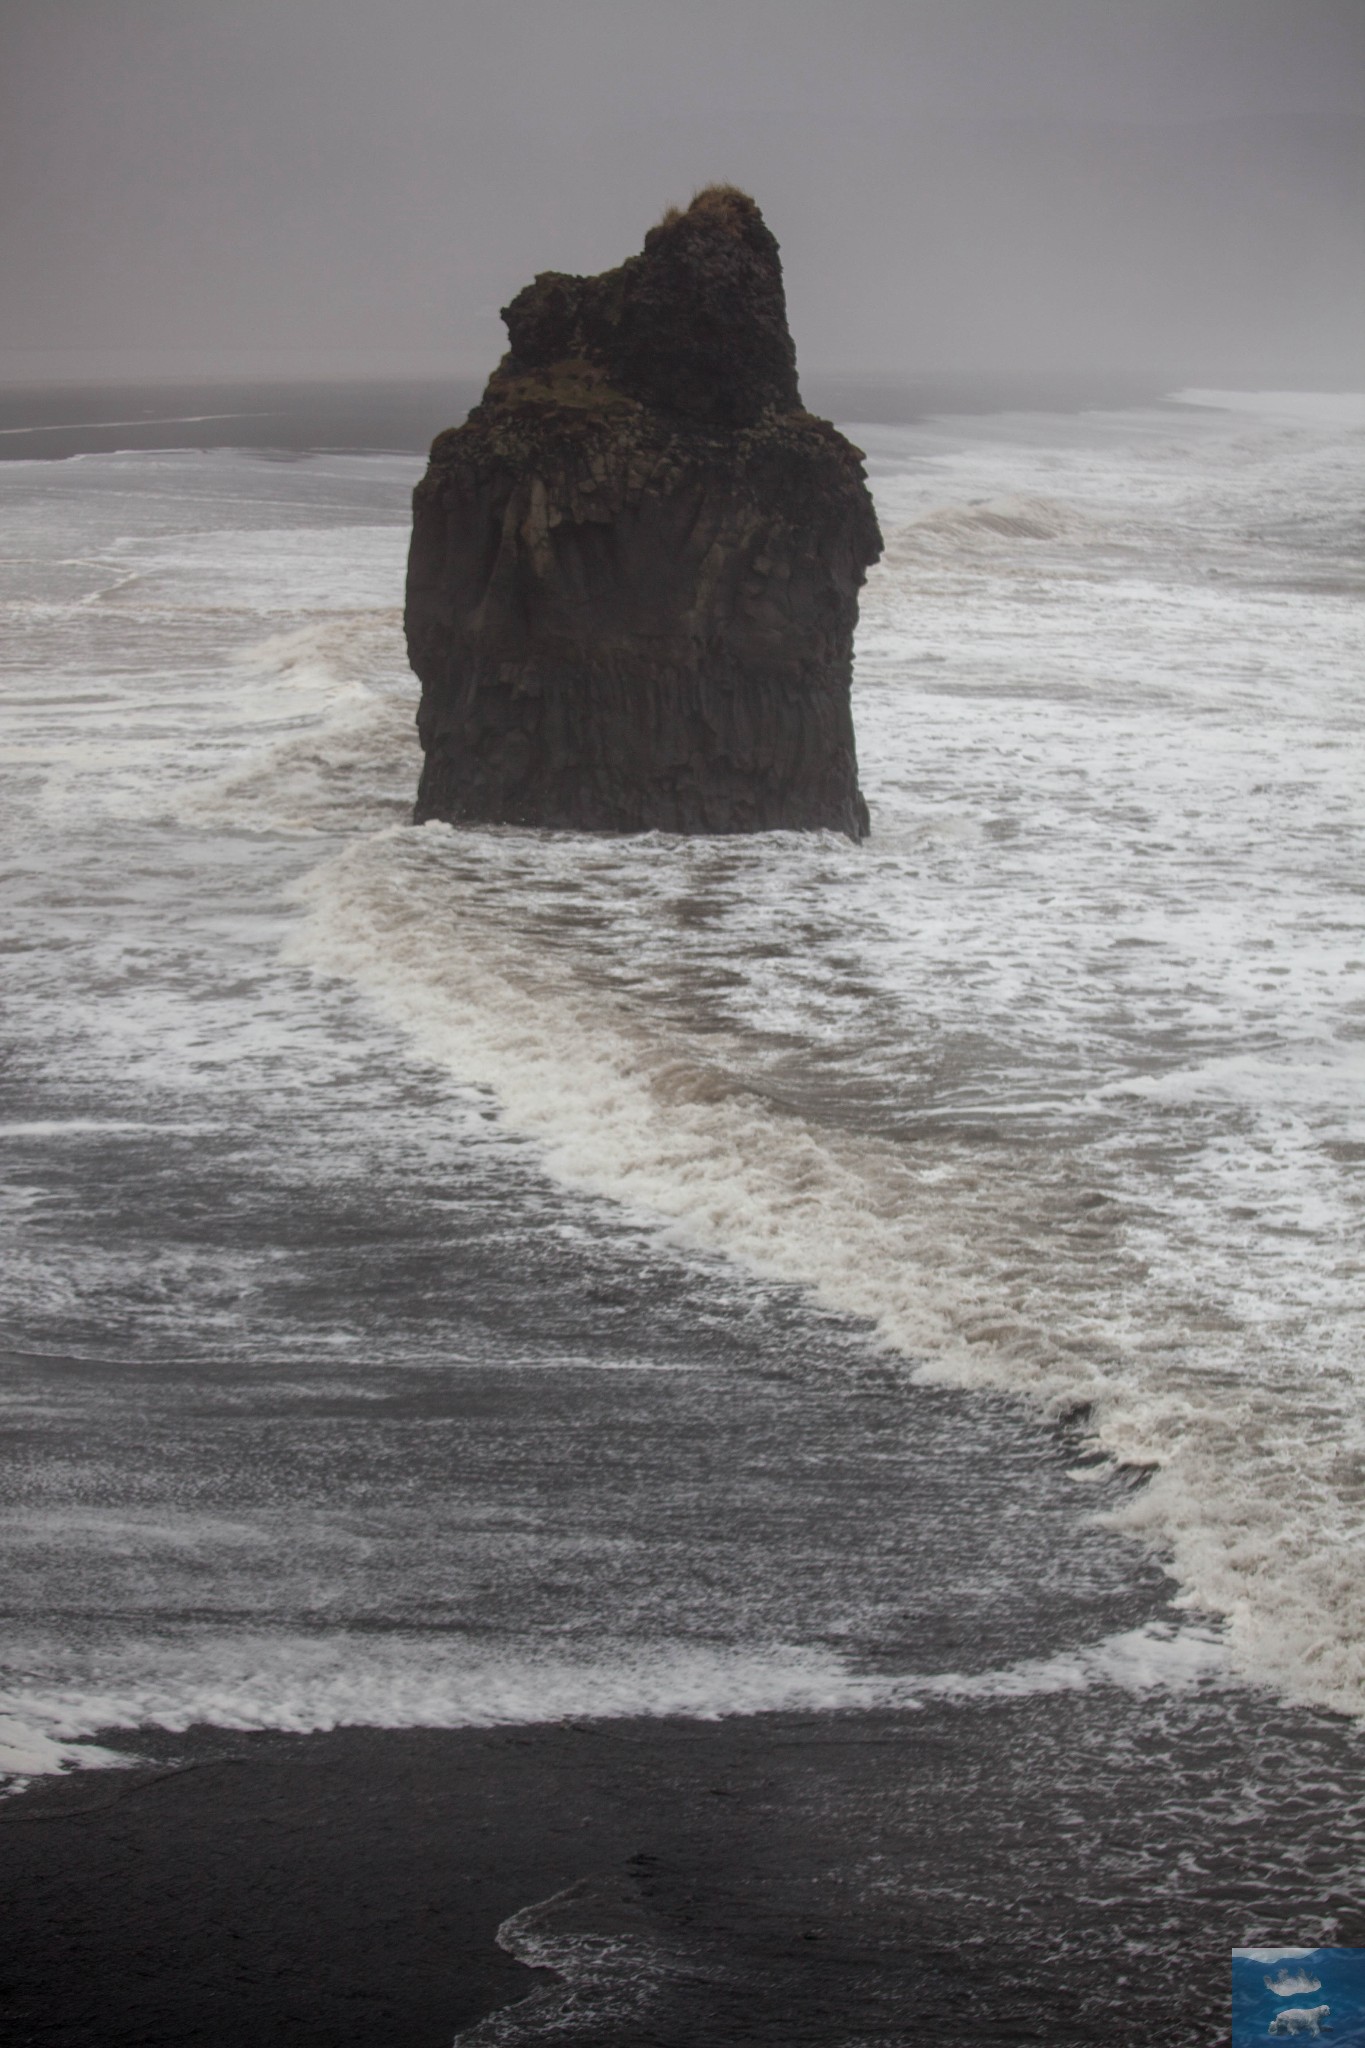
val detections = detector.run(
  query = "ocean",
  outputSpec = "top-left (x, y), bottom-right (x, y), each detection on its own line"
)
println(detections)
top-left (1, 386), bottom-right (1362, 2039)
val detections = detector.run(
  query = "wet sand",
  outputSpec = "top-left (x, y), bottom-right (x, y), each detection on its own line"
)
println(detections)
top-left (4, 1696), bottom-right (1362, 2046)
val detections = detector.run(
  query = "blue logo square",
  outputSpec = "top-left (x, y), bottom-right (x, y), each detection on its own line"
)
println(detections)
top-left (1232, 1949), bottom-right (1365, 2045)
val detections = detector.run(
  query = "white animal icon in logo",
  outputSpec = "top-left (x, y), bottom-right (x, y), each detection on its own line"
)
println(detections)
top-left (1268, 2007), bottom-right (1331, 2038)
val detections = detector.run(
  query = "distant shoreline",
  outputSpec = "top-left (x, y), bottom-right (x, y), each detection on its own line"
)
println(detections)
top-left (0, 372), bottom-right (1182, 462)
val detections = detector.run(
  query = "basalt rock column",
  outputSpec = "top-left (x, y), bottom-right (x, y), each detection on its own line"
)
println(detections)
top-left (405, 186), bottom-right (882, 837)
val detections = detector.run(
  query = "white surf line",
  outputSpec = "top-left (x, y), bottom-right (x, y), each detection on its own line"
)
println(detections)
top-left (0, 1621), bottom-right (1230, 1787)
top-left (0, 413), bottom-right (280, 436)
top-left (0, 1121), bottom-right (223, 1137)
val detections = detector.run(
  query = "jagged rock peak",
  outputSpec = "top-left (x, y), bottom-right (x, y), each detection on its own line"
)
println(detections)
top-left (495, 184), bottom-right (801, 429)
top-left (405, 189), bottom-right (882, 839)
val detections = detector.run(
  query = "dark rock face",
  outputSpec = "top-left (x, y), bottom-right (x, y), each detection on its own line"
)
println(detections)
top-left (406, 186), bottom-right (882, 837)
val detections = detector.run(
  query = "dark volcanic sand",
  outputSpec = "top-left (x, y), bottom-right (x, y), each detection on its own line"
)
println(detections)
top-left (3, 1695), bottom-right (1362, 2048)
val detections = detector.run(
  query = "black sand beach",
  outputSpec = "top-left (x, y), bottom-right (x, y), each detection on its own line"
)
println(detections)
top-left (4, 1689), bottom-right (1363, 2047)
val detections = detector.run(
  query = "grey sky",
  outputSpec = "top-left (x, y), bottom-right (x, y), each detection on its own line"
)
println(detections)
top-left (3, 0), bottom-right (1362, 385)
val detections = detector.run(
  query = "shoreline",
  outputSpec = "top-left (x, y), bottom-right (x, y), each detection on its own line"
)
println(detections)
top-left (0, 371), bottom-right (1180, 463)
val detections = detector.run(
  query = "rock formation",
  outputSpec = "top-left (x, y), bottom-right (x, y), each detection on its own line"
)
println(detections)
top-left (405, 186), bottom-right (882, 837)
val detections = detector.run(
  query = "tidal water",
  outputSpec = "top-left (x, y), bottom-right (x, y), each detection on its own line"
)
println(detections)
top-left (1, 390), bottom-right (1362, 2039)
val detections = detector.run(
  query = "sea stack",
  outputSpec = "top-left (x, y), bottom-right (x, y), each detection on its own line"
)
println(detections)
top-left (405, 186), bottom-right (882, 837)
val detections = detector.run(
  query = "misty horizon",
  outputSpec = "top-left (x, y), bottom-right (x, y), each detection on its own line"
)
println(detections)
top-left (3, 1), bottom-right (1362, 392)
